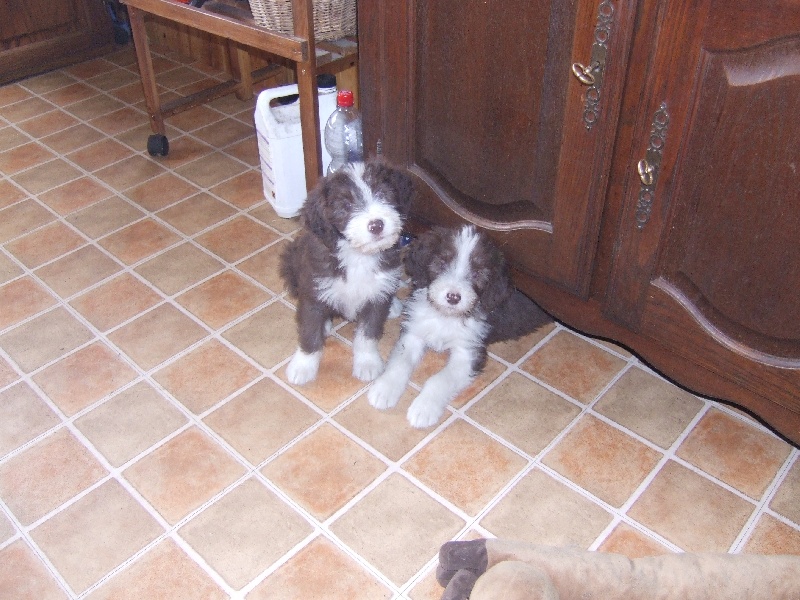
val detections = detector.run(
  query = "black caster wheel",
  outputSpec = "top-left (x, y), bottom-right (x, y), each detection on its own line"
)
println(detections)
top-left (147, 134), bottom-right (169, 157)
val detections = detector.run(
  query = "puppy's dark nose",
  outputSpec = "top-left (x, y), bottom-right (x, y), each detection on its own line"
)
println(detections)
top-left (446, 292), bottom-right (461, 305)
top-left (368, 219), bottom-right (384, 235)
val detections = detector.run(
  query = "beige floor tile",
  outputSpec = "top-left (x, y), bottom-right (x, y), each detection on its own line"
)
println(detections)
top-left (409, 353), bottom-right (506, 410)
top-left (594, 366), bottom-right (704, 448)
top-left (66, 196), bottom-right (144, 239)
top-left (0, 540), bottom-right (69, 600)
top-left (20, 70), bottom-right (76, 93)
top-left (628, 460), bottom-right (754, 552)
top-left (251, 535), bottom-right (392, 599)
top-left (408, 568), bottom-right (446, 600)
top-left (0, 307), bottom-right (94, 373)
top-left (98, 218), bottom-right (181, 265)
top-left (75, 381), bottom-right (187, 467)
top-left (237, 241), bottom-right (290, 293)
top-left (193, 117), bottom-right (254, 149)
top-left (176, 271), bottom-right (270, 328)
top-left (40, 123), bottom-right (106, 155)
top-left (4, 222), bottom-right (85, 268)
top-left (0, 84), bottom-right (33, 107)
top-left (0, 277), bottom-right (57, 330)
top-left (596, 522), bottom-right (672, 557)
top-left (147, 134), bottom-right (214, 170)
top-left (124, 427), bottom-right (246, 524)
top-left (488, 321), bottom-right (556, 364)
top-left (0, 355), bottom-right (18, 387)
top-left (66, 138), bottom-right (134, 172)
top-left (0, 382), bottom-right (60, 456)
top-left (278, 339), bottom-right (368, 412)
top-left (35, 245), bottom-right (121, 298)
top-left (468, 372), bottom-right (581, 456)
top-left (155, 66), bottom-right (207, 90)
top-left (743, 513), bottom-right (800, 554)
top-left (195, 216), bottom-right (279, 263)
top-left (0, 96), bottom-right (54, 123)
top-left (70, 273), bottom-right (163, 331)
top-left (0, 126), bottom-right (28, 154)
top-left (336, 389), bottom-right (436, 462)
top-left (0, 511), bottom-right (15, 544)
top-left (124, 171), bottom-right (202, 212)
top-left (42, 82), bottom-right (98, 107)
top-left (0, 199), bottom-right (55, 243)
top-left (180, 477), bottom-right (312, 590)
top-left (32, 342), bottom-right (138, 416)
top-left (521, 331), bottom-right (627, 403)
top-left (17, 110), bottom-right (79, 139)
top-left (770, 459), bottom-right (800, 524)
top-left (64, 57), bottom-right (117, 80)
top-left (86, 538), bottom-right (227, 600)
top-left (480, 467), bottom-right (612, 547)
top-left (37, 177), bottom-right (111, 216)
top-left (262, 424), bottom-right (386, 520)
top-left (31, 479), bottom-right (163, 594)
top-left (94, 155), bottom-right (167, 192)
top-left (108, 303), bottom-right (207, 371)
top-left (0, 142), bottom-right (56, 174)
top-left (166, 105), bottom-right (225, 132)
top-left (0, 179), bottom-right (28, 209)
top-left (154, 339), bottom-right (261, 414)
top-left (676, 408), bottom-right (792, 500)
top-left (175, 152), bottom-right (247, 189)
top-left (330, 473), bottom-right (464, 586)
top-left (88, 107), bottom-right (147, 136)
top-left (223, 302), bottom-right (297, 369)
top-left (12, 158), bottom-right (82, 195)
top-left (204, 378), bottom-right (319, 465)
top-left (404, 420), bottom-right (527, 515)
top-left (214, 170), bottom-right (269, 210)
top-left (542, 416), bottom-right (663, 508)
top-left (0, 254), bottom-right (22, 285)
top-left (0, 428), bottom-right (107, 525)
top-left (135, 242), bottom-right (224, 295)
top-left (156, 192), bottom-right (236, 235)
top-left (64, 93), bottom-right (126, 122)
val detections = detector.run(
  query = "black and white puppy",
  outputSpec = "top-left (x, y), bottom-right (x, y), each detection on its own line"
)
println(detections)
top-left (280, 161), bottom-right (413, 385)
top-left (368, 224), bottom-right (550, 428)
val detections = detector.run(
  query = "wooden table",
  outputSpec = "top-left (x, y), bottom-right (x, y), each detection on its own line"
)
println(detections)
top-left (122, 0), bottom-right (357, 190)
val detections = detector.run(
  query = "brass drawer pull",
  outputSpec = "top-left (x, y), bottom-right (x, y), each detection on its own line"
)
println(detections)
top-left (637, 159), bottom-right (655, 186)
top-left (572, 61), bottom-right (599, 86)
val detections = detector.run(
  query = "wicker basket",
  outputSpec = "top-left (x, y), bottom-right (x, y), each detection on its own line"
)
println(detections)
top-left (249, 0), bottom-right (357, 41)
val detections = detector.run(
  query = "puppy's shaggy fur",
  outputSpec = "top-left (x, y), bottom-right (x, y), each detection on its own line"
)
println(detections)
top-left (368, 225), bottom-right (550, 427)
top-left (280, 161), bottom-right (413, 385)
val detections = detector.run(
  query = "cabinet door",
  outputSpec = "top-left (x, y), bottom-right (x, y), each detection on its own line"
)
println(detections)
top-left (359, 0), bottom-right (636, 295)
top-left (0, 0), bottom-right (113, 84)
top-left (607, 0), bottom-right (800, 439)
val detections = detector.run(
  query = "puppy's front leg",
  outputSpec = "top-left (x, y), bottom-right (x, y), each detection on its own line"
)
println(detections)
top-left (352, 299), bottom-right (392, 382)
top-left (368, 331), bottom-right (426, 410)
top-left (286, 300), bottom-right (327, 385)
top-left (407, 346), bottom-right (475, 428)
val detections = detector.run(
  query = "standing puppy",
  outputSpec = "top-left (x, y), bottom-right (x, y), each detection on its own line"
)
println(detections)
top-left (368, 225), bottom-right (550, 427)
top-left (280, 161), bottom-right (413, 385)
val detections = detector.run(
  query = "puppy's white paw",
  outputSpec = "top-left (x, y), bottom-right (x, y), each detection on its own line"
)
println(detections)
top-left (353, 348), bottom-right (384, 382)
top-left (286, 349), bottom-right (321, 385)
top-left (407, 394), bottom-right (445, 429)
top-left (388, 296), bottom-right (403, 319)
top-left (367, 372), bottom-right (405, 410)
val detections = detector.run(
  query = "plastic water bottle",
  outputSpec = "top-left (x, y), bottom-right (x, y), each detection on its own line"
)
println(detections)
top-left (324, 89), bottom-right (363, 175)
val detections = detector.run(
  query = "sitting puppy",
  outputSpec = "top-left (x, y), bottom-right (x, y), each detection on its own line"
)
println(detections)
top-left (280, 161), bottom-right (413, 385)
top-left (368, 224), bottom-right (550, 428)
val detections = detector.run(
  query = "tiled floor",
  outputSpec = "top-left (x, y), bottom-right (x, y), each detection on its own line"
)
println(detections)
top-left (1, 45), bottom-right (799, 600)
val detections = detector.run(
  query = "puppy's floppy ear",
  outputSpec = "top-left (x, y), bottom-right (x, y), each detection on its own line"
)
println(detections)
top-left (367, 160), bottom-right (415, 216)
top-left (300, 177), bottom-right (340, 250)
top-left (477, 242), bottom-right (513, 313)
top-left (404, 229), bottom-right (442, 289)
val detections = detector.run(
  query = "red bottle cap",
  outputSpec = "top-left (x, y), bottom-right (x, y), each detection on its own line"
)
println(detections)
top-left (336, 90), bottom-right (355, 107)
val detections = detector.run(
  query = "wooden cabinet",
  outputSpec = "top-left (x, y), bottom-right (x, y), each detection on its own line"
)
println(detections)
top-left (359, 0), bottom-right (800, 444)
top-left (0, 0), bottom-right (114, 85)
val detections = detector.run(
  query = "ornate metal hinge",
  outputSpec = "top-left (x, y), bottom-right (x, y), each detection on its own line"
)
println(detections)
top-left (635, 102), bottom-right (669, 229)
top-left (571, 0), bottom-right (615, 130)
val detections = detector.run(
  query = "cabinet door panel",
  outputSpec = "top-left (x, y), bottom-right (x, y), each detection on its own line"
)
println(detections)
top-left (360, 0), bottom-right (635, 295)
top-left (607, 0), bottom-right (800, 437)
